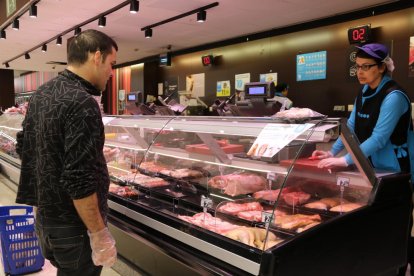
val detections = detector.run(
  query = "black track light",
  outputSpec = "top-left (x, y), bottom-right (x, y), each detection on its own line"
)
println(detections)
top-left (41, 44), bottom-right (47, 52)
top-left (29, 4), bottom-right (37, 18)
top-left (145, 28), bottom-right (152, 38)
top-left (25, 52), bottom-right (31, 59)
top-left (12, 18), bottom-right (19, 30)
top-left (56, 36), bottom-right (62, 46)
top-left (98, 16), bottom-right (106, 28)
top-left (130, 0), bottom-right (139, 13)
top-left (0, 29), bottom-right (5, 39)
top-left (197, 10), bottom-right (206, 22)
top-left (74, 27), bottom-right (81, 36)
top-left (4, 62), bottom-right (9, 68)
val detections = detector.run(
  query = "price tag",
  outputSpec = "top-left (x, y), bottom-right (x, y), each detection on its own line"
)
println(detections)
top-left (267, 172), bottom-right (277, 181)
top-left (337, 177), bottom-right (350, 187)
top-left (200, 195), bottom-right (213, 211)
top-left (261, 211), bottom-right (273, 228)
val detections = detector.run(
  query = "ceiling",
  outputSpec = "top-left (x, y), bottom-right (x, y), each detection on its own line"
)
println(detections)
top-left (0, 0), bottom-right (398, 74)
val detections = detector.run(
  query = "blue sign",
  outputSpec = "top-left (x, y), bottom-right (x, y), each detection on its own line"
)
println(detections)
top-left (296, 51), bottom-right (327, 81)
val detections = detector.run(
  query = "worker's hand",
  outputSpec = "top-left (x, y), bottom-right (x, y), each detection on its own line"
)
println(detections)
top-left (310, 150), bottom-right (333, 160)
top-left (88, 227), bottom-right (117, 267)
top-left (317, 157), bottom-right (348, 168)
top-left (103, 147), bottom-right (120, 163)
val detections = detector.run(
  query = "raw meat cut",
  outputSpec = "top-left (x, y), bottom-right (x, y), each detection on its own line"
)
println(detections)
top-left (217, 202), bottom-right (263, 215)
top-left (283, 191), bottom-right (311, 206)
top-left (178, 212), bottom-right (239, 234)
top-left (208, 173), bottom-right (266, 196)
top-left (330, 203), bottom-right (362, 213)
top-left (273, 214), bottom-right (321, 230)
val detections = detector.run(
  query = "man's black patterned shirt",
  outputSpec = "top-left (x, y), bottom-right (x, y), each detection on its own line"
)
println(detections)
top-left (16, 69), bottom-right (110, 225)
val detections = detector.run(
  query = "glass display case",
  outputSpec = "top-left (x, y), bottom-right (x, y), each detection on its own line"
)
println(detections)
top-left (0, 113), bottom-right (411, 275)
top-left (103, 115), bottom-right (411, 275)
top-left (0, 114), bottom-right (23, 185)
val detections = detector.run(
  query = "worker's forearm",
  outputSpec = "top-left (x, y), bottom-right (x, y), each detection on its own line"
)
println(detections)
top-left (73, 193), bottom-right (105, 233)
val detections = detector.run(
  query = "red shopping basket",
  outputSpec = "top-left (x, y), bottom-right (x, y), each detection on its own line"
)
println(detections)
top-left (0, 206), bottom-right (44, 275)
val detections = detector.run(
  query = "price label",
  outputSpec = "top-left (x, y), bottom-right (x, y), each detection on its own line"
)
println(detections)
top-left (337, 177), bottom-right (350, 187)
top-left (261, 211), bottom-right (273, 228)
top-left (200, 195), bottom-right (213, 209)
top-left (267, 172), bottom-right (277, 181)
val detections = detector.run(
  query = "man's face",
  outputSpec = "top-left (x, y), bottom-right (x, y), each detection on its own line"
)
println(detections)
top-left (95, 47), bottom-right (117, 91)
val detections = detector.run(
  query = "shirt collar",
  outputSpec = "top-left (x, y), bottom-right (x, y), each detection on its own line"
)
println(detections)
top-left (60, 69), bottom-right (101, 96)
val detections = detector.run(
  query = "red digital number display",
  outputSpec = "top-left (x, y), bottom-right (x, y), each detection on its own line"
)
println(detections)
top-left (348, 25), bottom-right (371, 44)
top-left (201, 55), bottom-right (214, 66)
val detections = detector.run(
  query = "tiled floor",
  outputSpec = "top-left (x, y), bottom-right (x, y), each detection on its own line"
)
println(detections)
top-left (0, 175), bottom-right (121, 276)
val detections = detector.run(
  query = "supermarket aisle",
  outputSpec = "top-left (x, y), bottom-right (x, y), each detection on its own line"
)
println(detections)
top-left (0, 175), bottom-right (121, 276)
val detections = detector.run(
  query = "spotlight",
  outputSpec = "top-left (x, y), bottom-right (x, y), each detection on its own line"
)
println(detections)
top-left (197, 10), bottom-right (206, 22)
top-left (41, 44), bottom-right (47, 52)
top-left (98, 16), bottom-right (106, 28)
top-left (29, 4), bottom-right (37, 18)
top-left (145, 28), bottom-right (152, 38)
top-left (0, 29), bottom-right (5, 39)
top-left (4, 62), bottom-right (9, 68)
top-left (12, 18), bottom-right (19, 30)
top-left (74, 27), bottom-right (81, 36)
top-left (130, 0), bottom-right (139, 13)
top-left (56, 36), bottom-right (62, 46)
top-left (25, 52), bottom-right (31, 59)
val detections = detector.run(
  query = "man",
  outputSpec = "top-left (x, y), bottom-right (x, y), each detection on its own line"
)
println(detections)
top-left (16, 29), bottom-right (118, 275)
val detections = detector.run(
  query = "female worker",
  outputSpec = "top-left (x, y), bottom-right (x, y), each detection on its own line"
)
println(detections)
top-left (311, 43), bottom-right (414, 275)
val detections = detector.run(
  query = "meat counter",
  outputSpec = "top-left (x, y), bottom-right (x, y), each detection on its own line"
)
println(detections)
top-left (0, 113), bottom-right (411, 275)
top-left (103, 115), bottom-right (412, 276)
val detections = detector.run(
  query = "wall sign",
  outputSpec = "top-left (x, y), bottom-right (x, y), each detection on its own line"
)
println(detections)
top-left (6, 0), bottom-right (16, 17)
top-left (296, 51), bottom-right (327, 81)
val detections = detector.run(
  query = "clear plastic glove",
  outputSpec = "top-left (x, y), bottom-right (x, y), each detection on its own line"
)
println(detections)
top-left (103, 147), bottom-right (120, 163)
top-left (317, 157), bottom-right (348, 168)
top-left (310, 150), bottom-right (333, 160)
top-left (87, 227), bottom-right (117, 267)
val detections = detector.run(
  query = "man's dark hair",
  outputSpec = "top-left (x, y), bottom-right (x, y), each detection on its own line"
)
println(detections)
top-left (67, 29), bottom-right (118, 65)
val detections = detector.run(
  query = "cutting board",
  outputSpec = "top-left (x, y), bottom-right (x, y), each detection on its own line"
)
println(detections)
top-left (280, 158), bottom-right (349, 172)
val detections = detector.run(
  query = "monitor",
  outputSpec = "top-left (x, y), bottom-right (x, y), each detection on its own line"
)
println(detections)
top-left (244, 82), bottom-right (271, 99)
top-left (127, 93), bottom-right (136, 101)
top-left (159, 52), bottom-right (171, 66)
top-left (231, 98), bottom-right (281, 117)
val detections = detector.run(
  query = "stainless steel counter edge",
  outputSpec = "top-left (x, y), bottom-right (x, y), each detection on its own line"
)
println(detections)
top-left (108, 200), bottom-right (261, 275)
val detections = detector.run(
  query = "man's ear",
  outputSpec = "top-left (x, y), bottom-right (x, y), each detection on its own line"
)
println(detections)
top-left (93, 51), bottom-right (102, 65)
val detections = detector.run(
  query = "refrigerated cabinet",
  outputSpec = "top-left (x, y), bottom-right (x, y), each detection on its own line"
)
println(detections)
top-left (0, 113), bottom-right (411, 276)
top-left (103, 115), bottom-right (411, 276)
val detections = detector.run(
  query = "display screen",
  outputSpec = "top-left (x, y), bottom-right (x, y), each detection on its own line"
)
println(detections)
top-left (159, 53), bottom-right (171, 66)
top-left (348, 25), bottom-right (371, 44)
top-left (127, 94), bottom-right (136, 101)
top-left (248, 86), bottom-right (266, 95)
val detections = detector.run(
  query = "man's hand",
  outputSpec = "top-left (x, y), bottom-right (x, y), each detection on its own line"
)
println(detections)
top-left (88, 227), bottom-right (117, 267)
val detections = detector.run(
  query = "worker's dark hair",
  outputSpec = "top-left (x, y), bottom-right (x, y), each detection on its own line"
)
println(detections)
top-left (67, 29), bottom-right (118, 65)
top-left (275, 83), bottom-right (289, 93)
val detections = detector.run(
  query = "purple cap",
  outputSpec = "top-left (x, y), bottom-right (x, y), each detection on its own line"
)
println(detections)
top-left (355, 43), bottom-right (389, 60)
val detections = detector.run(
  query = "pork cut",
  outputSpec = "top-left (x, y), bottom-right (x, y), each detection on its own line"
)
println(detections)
top-left (208, 173), bottom-right (267, 196)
